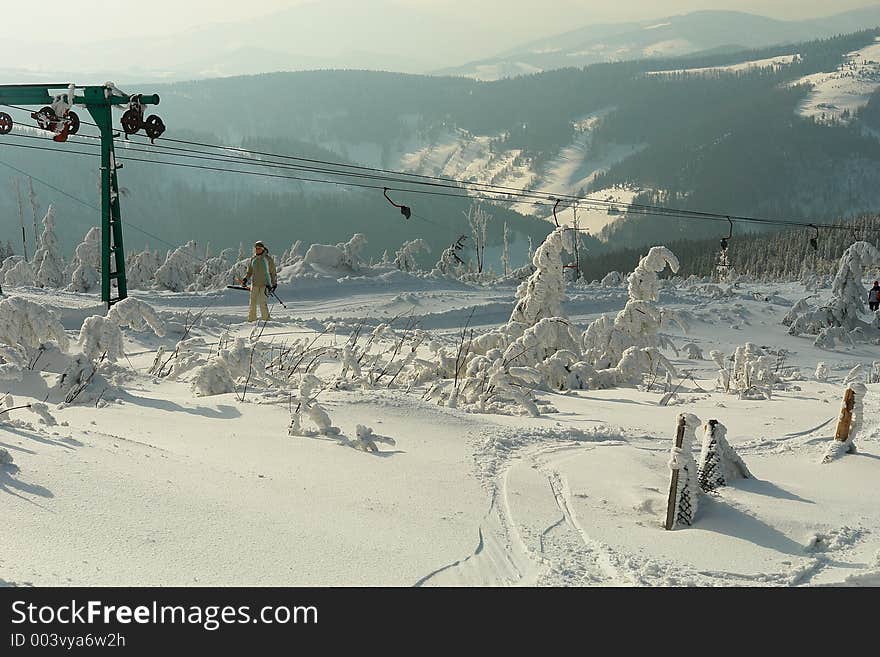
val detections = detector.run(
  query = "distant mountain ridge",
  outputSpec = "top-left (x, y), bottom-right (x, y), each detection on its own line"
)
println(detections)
top-left (437, 7), bottom-right (880, 80)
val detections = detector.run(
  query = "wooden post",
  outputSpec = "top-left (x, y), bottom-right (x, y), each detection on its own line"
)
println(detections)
top-left (834, 387), bottom-right (855, 442)
top-left (665, 415), bottom-right (687, 531)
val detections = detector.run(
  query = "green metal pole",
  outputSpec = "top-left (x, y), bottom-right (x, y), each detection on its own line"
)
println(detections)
top-left (0, 84), bottom-right (160, 308)
top-left (84, 87), bottom-right (127, 308)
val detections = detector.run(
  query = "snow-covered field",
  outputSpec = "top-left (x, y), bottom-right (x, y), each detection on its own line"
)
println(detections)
top-left (791, 38), bottom-right (880, 123)
top-left (3, 248), bottom-right (880, 587)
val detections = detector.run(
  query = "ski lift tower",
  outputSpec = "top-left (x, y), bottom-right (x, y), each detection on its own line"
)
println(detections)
top-left (0, 83), bottom-right (165, 308)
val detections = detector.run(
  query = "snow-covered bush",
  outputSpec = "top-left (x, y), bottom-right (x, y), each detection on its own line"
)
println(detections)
top-left (394, 239), bottom-right (430, 272)
top-left (731, 343), bottom-right (779, 399)
top-left (79, 297), bottom-right (166, 362)
top-left (351, 425), bottom-right (396, 453)
top-left (601, 271), bottom-right (624, 287)
top-left (67, 227), bottom-right (101, 292)
top-left (289, 374), bottom-right (339, 437)
top-left (32, 204), bottom-right (65, 288)
top-left (815, 362), bottom-right (829, 381)
top-left (1, 257), bottom-right (35, 288)
top-left (189, 337), bottom-right (278, 396)
top-left (287, 234), bottom-right (368, 277)
top-left (0, 296), bottom-right (68, 364)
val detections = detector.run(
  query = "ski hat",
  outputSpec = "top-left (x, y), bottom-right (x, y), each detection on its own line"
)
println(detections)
top-left (254, 240), bottom-right (266, 249)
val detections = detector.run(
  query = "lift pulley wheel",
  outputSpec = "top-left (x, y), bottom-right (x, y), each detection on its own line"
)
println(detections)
top-left (144, 114), bottom-right (166, 141)
top-left (33, 106), bottom-right (57, 131)
top-left (67, 111), bottom-right (80, 135)
top-left (0, 112), bottom-right (12, 135)
top-left (120, 108), bottom-right (142, 135)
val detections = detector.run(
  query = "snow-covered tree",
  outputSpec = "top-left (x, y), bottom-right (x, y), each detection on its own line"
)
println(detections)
top-left (466, 203), bottom-right (491, 273)
top-left (501, 221), bottom-right (510, 277)
top-left (67, 227), bottom-right (101, 293)
top-left (32, 204), bottom-right (65, 288)
top-left (788, 241), bottom-right (880, 338)
top-left (280, 240), bottom-right (303, 268)
top-left (510, 227), bottom-right (572, 326)
top-left (154, 240), bottom-right (201, 292)
top-left (583, 246), bottom-right (682, 370)
top-left (126, 247), bottom-right (163, 290)
top-left (394, 239), bottom-right (430, 272)
top-left (191, 248), bottom-right (236, 290)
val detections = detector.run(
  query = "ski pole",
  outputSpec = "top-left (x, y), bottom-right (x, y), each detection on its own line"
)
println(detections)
top-left (269, 289), bottom-right (288, 308)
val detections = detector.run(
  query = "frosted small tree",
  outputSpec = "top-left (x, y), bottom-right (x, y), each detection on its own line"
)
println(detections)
top-left (583, 246), bottom-right (683, 369)
top-left (433, 235), bottom-right (467, 277)
top-left (501, 221), bottom-right (510, 276)
top-left (510, 227), bottom-right (572, 326)
top-left (32, 204), bottom-right (65, 288)
top-left (394, 239), bottom-right (430, 272)
top-left (466, 203), bottom-right (491, 273)
top-left (67, 227), bottom-right (101, 293)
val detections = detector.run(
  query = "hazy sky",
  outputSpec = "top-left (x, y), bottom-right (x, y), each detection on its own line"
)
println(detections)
top-left (4, 0), bottom-right (879, 41)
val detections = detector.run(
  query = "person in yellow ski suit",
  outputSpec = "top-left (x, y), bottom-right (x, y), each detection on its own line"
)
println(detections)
top-left (242, 240), bottom-right (278, 322)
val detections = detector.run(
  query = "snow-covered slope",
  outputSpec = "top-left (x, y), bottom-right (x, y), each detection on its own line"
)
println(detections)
top-left (791, 37), bottom-right (880, 123)
top-left (3, 268), bottom-right (880, 586)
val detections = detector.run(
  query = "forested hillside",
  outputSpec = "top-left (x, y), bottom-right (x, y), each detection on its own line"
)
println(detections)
top-left (580, 214), bottom-right (880, 281)
top-left (3, 28), bottom-right (880, 270)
